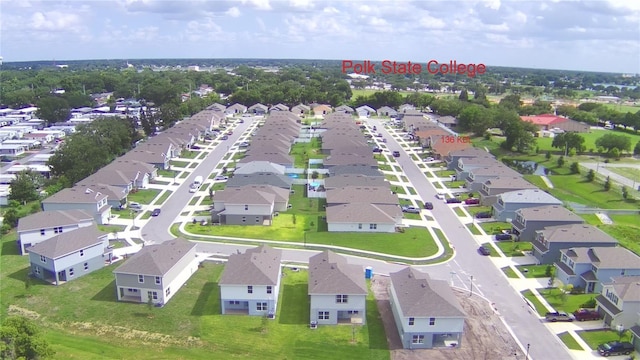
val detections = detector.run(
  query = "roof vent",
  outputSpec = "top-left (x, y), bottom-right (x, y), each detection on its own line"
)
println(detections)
top-left (85, 188), bottom-right (94, 194)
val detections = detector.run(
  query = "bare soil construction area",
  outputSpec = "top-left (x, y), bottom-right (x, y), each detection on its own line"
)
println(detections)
top-left (370, 275), bottom-right (526, 360)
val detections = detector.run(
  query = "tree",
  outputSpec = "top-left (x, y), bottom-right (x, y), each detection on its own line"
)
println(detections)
top-left (610, 147), bottom-right (621, 159)
top-left (622, 186), bottom-right (629, 199)
top-left (634, 141), bottom-right (640, 155)
top-left (557, 156), bottom-right (565, 167)
top-left (545, 151), bottom-right (552, 160)
top-left (498, 94), bottom-right (522, 111)
top-left (569, 162), bottom-right (579, 174)
top-left (604, 176), bottom-right (611, 191)
top-left (586, 169), bottom-right (595, 182)
top-left (458, 105), bottom-right (494, 136)
top-left (35, 96), bottom-right (71, 125)
top-left (2, 208), bottom-right (19, 228)
top-left (9, 170), bottom-right (43, 204)
top-left (139, 108), bottom-right (156, 136)
top-left (551, 133), bottom-right (585, 154)
top-left (0, 316), bottom-right (54, 360)
top-left (595, 133), bottom-right (632, 153)
top-left (458, 89), bottom-right (469, 102)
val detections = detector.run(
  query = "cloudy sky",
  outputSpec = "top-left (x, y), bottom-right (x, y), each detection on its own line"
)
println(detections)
top-left (1, 0), bottom-right (639, 73)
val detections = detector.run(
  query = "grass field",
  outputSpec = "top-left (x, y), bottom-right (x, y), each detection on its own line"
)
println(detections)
top-left (501, 266), bottom-right (519, 278)
top-left (0, 233), bottom-right (389, 360)
top-left (558, 332), bottom-right (584, 350)
top-left (537, 288), bottom-right (596, 314)
top-left (516, 264), bottom-right (553, 279)
top-left (350, 88), bottom-right (412, 100)
top-left (169, 160), bottom-right (190, 168)
top-left (577, 329), bottom-right (632, 350)
top-left (478, 221), bottom-right (511, 234)
top-left (494, 241), bottom-right (532, 257)
top-left (466, 223), bottom-right (481, 235)
top-left (453, 207), bottom-right (466, 217)
top-left (605, 166), bottom-right (640, 182)
top-left (535, 129), bottom-right (640, 153)
top-left (127, 189), bottom-right (161, 204)
top-left (602, 103), bottom-right (640, 114)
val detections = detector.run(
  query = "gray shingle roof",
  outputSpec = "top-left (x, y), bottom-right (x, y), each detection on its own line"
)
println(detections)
top-left (517, 205), bottom-right (584, 222)
top-left (390, 267), bottom-right (465, 317)
top-left (537, 224), bottom-right (618, 244)
top-left (608, 276), bottom-right (640, 302)
top-left (563, 247), bottom-right (640, 269)
top-left (308, 250), bottom-right (367, 295)
top-left (113, 238), bottom-right (197, 276)
top-left (219, 245), bottom-right (282, 285)
top-left (27, 225), bottom-right (108, 259)
top-left (499, 189), bottom-right (562, 204)
top-left (17, 209), bottom-right (93, 232)
top-left (483, 176), bottom-right (537, 189)
top-left (324, 174), bottom-right (388, 188)
top-left (42, 186), bottom-right (109, 204)
top-left (329, 165), bottom-right (384, 177)
top-left (226, 172), bottom-right (293, 189)
top-left (326, 203), bottom-right (401, 223)
top-left (327, 186), bottom-right (397, 205)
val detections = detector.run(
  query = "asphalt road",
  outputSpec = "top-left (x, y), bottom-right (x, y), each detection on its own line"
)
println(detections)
top-left (141, 116), bottom-right (258, 243)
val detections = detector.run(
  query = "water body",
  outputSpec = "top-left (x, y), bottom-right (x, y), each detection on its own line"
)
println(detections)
top-left (504, 160), bottom-right (550, 175)
top-left (593, 83), bottom-right (638, 90)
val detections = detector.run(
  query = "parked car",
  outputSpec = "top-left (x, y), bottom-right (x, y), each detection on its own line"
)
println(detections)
top-left (495, 234), bottom-right (512, 241)
top-left (129, 202), bottom-right (142, 210)
top-left (238, 119), bottom-right (244, 123)
top-left (545, 311), bottom-right (575, 322)
top-left (425, 157), bottom-right (435, 161)
top-left (478, 246), bottom-right (491, 256)
top-left (214, 175), bottom-right (229, 181)
top-left (372, 126), bottom-right (377, 131)
top-left (375, 133), bottom-right (383, 137)
top-left (435, 193), bottom-right (445, 200)
top-left (221, 135), bottom-right (229, 140)
top-left (573, 308), bottom-right (601, 321)
top-left (151, 208), bottom-right (161, 216)
top-left (372, 147), bottom-right (382, 153)
top-left (597, 341), bottom-right (634, 356)
top-left (446, 198), bottom-right (462, 204)
top-left (226, 131), bottom-right (233, 135)
top-left (475, 212), bottom-right (492, 219)
top-left (464, 198), bottom-right (480, 205)
top-left (238, 142), bottom-right (250, 147)
top-left (190, 145), bottom-right (201, 150)
top-left (424, 202), bottom-right (434, 210)
top-left (392, 151), bottom-right (400, 157)
top-left (402, 206), bottom-right (420, 214)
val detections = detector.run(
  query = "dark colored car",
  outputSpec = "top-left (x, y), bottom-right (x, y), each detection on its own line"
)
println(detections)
top-left (573, 308), bottom-right (601, 321)
top-left (392, 151), bottom-right (400, 157)
top-left (151, 208), bottom-right (161, 217)
top-left (372, 147), bottom-right (382, 153)
top-left (478, 246), bottom-right (491, 256)
top-left (424, 202), bottom-right (434, 210)
top-left (446, 197), bottom-right (462, 204)
top-left (597, 341), bottom-right (633, 356)
top-left (190, 145), bottom-right (201, 150)
top-left (475, 212), bottom-right (492, 219)
top-left (495, 234), bottom-right (512, 241)
top-left (464, 198), bottom-right (480, 205)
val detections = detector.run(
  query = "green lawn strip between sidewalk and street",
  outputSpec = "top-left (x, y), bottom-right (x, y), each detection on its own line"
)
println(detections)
top-left (558, 332), bottom-right (584, 351)
top-left (521, 289), bottom-right (549, 316)
top-left (155, 190), bottom-right (173, 205)
top-left (501, 266), bottom-right (519, 278)
top-left (453, 208), bottom-right (466, 217)
top-left (466, 223), bottom-right (481, 235)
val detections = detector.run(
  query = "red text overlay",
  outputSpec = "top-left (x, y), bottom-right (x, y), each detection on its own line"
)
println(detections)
top-left (342, 60), bottom-right (486, 78)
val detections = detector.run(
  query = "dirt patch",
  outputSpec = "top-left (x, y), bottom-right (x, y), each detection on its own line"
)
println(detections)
top-left (371, 275), bottom-right (525, 360)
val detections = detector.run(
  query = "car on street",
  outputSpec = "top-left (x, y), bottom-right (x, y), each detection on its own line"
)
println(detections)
top-left (435, 193), bottom-right (445, 200)
top-left (401, 206), bottom-right (420, 214)
top-left (424, 202), bottom-right (434, 210)
top-left (597, 341), bottom-right (633, 356)
top-left (545, 311), bottom-right (575, 322)
top-left (392, 151), bottom-right (400, 157)
top-left (475, 211), bottom-right (492, 219)
top-left (572, 308), bottom-right (601, 321)
top-left (372, 126), bottom-right (377, 131)
top-left (238, 119), bottom-right (244, 123)
top-left (151, 208), bottom-right (161, 217)
top-left (495, 233), bottom-right (512, 241)
top-left (375, 133), bottom-right (383, 137)
top-left (465, 198), bottom-right (480, 205)
top-left (221, 135), bottom-right (229, 140)
top-left (446, 197), bottom-right (462, 204)
top-left (372, 147), bottom-right (382, 153)
top-left (478, 246), bottom-right (491, 256)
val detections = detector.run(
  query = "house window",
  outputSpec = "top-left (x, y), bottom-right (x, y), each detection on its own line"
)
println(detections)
top-left (358, 223), bottom-right (362, 230)
top-left (336, 295), bottom-right (348, 303)
top-left (318, 311), bottom-right (329, 320)
top-left (155, 276), bottom-right (161, 285)
top-left (561, 254), bottom-right (567, 262)
top-left (621, 269), bottom-right (626, 275)
top-left (40, 229), bottom-right (45, 236)
top-left (429, 317), bottom-right (435, 325)
top-left (267, 286), bottom-right (272, 294)
top-left (166, 287), bottom-right (171, 296)
top-left (248, 286), bottom-right (253, 294)
top-left (256, 217), bottom-right (260, 223)
top-left (244, 205), bottom-right (249, 210)
top-left (408, 317), bottom-right (415, 326)
top-left (591, 265), bottom-right (598, 273)
top-left (257, 302), bottom-right (267, 311)
top-left (127, 288), bottom-right (138, 293)
top-left (54, 226), bottom-right (63, 234)
top-left (412, 335), bottom-right (425, 344)
top-left (138, 275), bottom-right (144, 283)
top-left (369, 224), bottom-right (377, 230)
top-left (230, 301), bottom-right (240, 305)
top-left (79, 249), bottom-right (84, 257)
top-left (40, 255), bottom-right (46, 263)
top-left (84, 262), bottom-right (88, 271)
top-left (348, 310), bottom-right (359, 315)
top-left (34, 267), bottom-right (40, 274)
top-left (69, 268), bottom-right (74, 277)
top-left (148, 291), bottom-right (158, 300)
top-left (242, 217), bottom-right (246, 223)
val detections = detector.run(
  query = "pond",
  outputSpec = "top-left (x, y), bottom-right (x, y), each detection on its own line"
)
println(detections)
top-left (503, 159), bottom-right (550, 175)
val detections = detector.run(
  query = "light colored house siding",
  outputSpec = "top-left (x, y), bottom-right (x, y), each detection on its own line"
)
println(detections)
top-left (162, 255), bottom-right (199, 304)
top-left (309, 294), bottom-right (367, 325)
top-left (220, 284), bottom-right (280, 316)
top-left (225, 203), bottom-right (273, 216)
top-left (29, 239), bottom-right (108, 285)
top-left (41, 202), bottom-right (111, 225)
top-left (18, 222), bottom-right (92, 255)
top-left (327, 222), bottom-right (395, 233)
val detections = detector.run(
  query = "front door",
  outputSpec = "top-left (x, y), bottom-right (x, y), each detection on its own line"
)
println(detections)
top-left (587, 282), bottom-right (595, 293)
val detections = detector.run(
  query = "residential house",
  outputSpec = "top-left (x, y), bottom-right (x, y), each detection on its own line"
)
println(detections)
top-left (631, 318), bottom-right (640, 353)
top-left (436, 116), bottom-right (459, 128)
top-left (325, 186), bottom-right (401, 232)
top-left (313, 104), bottom-right (332, 116)
top-left (511, 205), bottom-right (585, 242)
top-left (443, 147), bottom-right (489, 170)
top-left (308, 250), bottom-right (367, 325)
top-left (291, 104), bottom-right (310, 115)
top-left (398, 104), bottom-right (416, 113)
top-left (455, 156), bottom-right (501, 181)
top-left (492, 189), bottom-right (563, 222)
top-left (248, 103), bottom-right (268, 115)
top-left (234, 161), bottom-right (286, 175)
top-left (42, 187), bottom-right (112, 225)
top-left (17, 210), bottom-right (94, 255)
top-left (465, 165), bottom-right (523, 192)
top-left (219, 245), bottom-right (282, 316)
top-left (211, 185), bottom-right (290, 225)
top-left (521, 114), bottom-right (569, 131)
top-left (225, 103), bottom-right (248, 116)
top-left (323, 174), bottom-right (387, 190)
top-left (328, 164), bottom-right (384, 177)
top-left (377, 106), bottom-right (398, 118)
top-left (355, 105), bottom-right (376, 118)
top-left (335, 105), bottom-right (354, 114)
top-left (478, 176), bottom-right (538, 206)
top-left (531, 224), bottom-right (619, 265)
top-left (226, 172), bottom-right (293, 190)
top-left (389, 267), bottom-right (465, 349)
top-left (208, 103), bottom-right (226, 112)
top-left (596, 276), bottom-right (640, 329)
top-left (28, 225), bottom-right (111, 285)
top-left (269, 103), bottom-right (290, 112)
top-left (113, 238), bottom-right (199, 305)
top-left (555, 247), bottom-right (640, 294)
top-left (431, 140), bottom-right (472, 161)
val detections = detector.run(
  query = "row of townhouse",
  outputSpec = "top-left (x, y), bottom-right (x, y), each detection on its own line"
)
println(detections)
top-left (319, 112), bottom-right (402, 233)
top-left (429, 140), bottom-right (640, 343)
top-left (224, 102), bottom-right (430, 120)
top-left (211, 111), bottom-right (300, 225)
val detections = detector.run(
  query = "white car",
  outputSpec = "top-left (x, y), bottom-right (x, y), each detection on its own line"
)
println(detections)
top-left (435, 193), bottom-right (445, 200)
top-left (214, 175), bottom-right (228, 181)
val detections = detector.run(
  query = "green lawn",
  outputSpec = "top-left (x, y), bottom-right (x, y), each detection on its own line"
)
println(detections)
top-left (466, 223), bottom-right (481, 235)
top-left (495, 241), bottom-right (532, 257)
top-left (538, 288), bottom-right (597, 313)
top-left (558, 332), bottom-right (584, 350)
top-left (140, 211), bottom-right (152, 220)
top-left (501, 266), bottom-right (519, 278)
top-left (522, 289), bottom-right (550, 316)
top-left (378, 164), bottom-right (392, 171)
top-left (577, 329), bottom-right (633, 350)
top-left (97, 225), bottom-right (126, 233)
top-left (127, 189), bottom-right (161, 204)
top-left (189, 197), bottom-right (200, 206)
top-left (434, 170), bottom-right (455, 177)
top-left (155, 190), bottom-right (173, 205)
top-left (110, 208), bottom-right (135, 219)
top-left (407, 187), bottom-right (417, 195)
top-left (465, 206), bottom-right (491, 216)
top-left (179, 172), bottom-right (189, 179)
top-left (157, 169), bottom-right (176, 177)
top-left (180, 150), bottom-right (199, 159)
top-left (169, 160), bottom-right (190, 168)
top-left (0, 234), bottom-right (388, 360)
top-left (516, 264), bottom-right (554, 278)
top-left (393, 187), bottom-right (406, 195)
top-left (605, 166), bottom-right (640, 182)
top-left (289, 138), bottom-right (323, 168)
top-left (453, 208), bottom-right (466, 217)
top-left (602, 103), bottom-right (640, 114)
top-left (479, 221), bottom-right (511, 234)
top-left (384, 174), bottom-right (398, 182)
top-left (211, 183), bottom-right (226, 191)
top-left (541, 174), bottom-right (639, 209)
top-left (403, 213), bottom-right (421, 220)
top-left (445, 181), bottom-right (466, 189)
top-left (433, 182), bottom-right (443, 189)
top-left (536, 129), bottom-right (640, 153)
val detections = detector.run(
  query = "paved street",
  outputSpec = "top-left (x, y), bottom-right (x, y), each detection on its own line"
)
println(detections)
top-left (581, 162), bottom-right (640, 190)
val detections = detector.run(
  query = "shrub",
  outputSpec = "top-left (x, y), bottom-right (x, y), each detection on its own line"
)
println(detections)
top-left (581, 297), bottom-right (596, 308)
top-left (557, 156), bottom-right (565, 167)
top-left (604, 176), bottom-right (611, 191)
top-left (569, 162), bottom-right (579, 174)
top-left (586, 169), bottom-right (595, 182)
top-left (569, 286), bottom-right (584, 295)
top-left (622, 186), bottom-right (629, 199)
top-left (568, 148), bottom-right (577, 157)
top-left (610, 147), bottom-right (620, 159)
top-left (545, 151), bottom-right (552, 160)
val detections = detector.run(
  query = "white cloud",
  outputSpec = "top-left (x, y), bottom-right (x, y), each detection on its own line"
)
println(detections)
top-left (226, 7), bottom-right (241, 17)
top-left (30, 11), bottom-right (82, 32)
top-left (289, 0), bottom-right (313, 10)
top-left (323, 6), bottom-right (338, 14)
top-left (256, 17), bottom-right (266, 31)
top-left (568, 26), bottom-right (587, 33)
top-left (514, 11), bottom-right (527, 24)
top-left (419, 15), bottom-right (446, 30)
top-left (240, 0), bottom-right (271, 11)
top-left (483, 0), bottom-right (501, 10)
